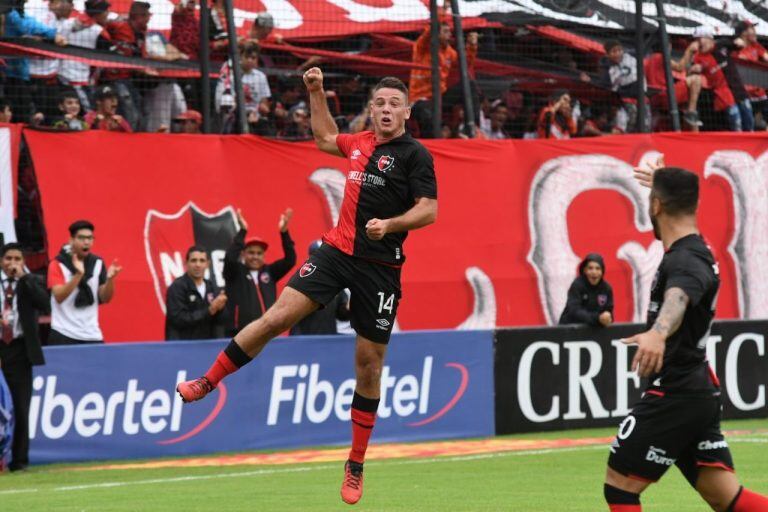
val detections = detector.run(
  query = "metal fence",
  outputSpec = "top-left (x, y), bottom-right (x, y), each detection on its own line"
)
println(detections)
top-left (2, 0), bottom-right (768, 138)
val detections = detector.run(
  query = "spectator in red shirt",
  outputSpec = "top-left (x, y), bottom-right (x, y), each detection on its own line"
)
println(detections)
top-left (644, 47), bottom-right (703, 130)
top-left (537, 90), bottom-right (577, 139)
top-left (84, 85), bottom-right (133, 132)
top-left (102, 1), bottom-right (152, 130)
top-left (408, 11), bottom-right (478, 138)
top-left (170, 0), bottom-right (229, 61)
top-left (172, 110), bottom-right (202, 133)
top-left (248, 12), bottom-right (282, 44)
top-left (735, 20), bottom-right (768, 127)
top-left (690, 25), bottom-right (753, 131)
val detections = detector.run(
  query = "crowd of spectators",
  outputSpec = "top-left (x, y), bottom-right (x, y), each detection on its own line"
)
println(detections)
top-left (2, 0), bottom-right (768, 138)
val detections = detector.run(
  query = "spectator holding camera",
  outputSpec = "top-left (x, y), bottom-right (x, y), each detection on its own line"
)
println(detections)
top-left (48, 220), bottom-right (122, 344)
top-left (559, 253), bottom-right (614, 327)
top-left (223, 208), bottom-right (296, 337)
top-left (537, 90), bottom-right (577, 139)
top-left (165, 246), bottom-right (227, 340)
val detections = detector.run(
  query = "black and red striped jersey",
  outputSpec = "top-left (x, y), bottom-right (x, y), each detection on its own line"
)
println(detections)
top-left (323, 131), bottom-right (437, 266)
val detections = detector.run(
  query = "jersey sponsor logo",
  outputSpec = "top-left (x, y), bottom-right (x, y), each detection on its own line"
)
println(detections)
top-left (348, 170), bottom-right (386, 187)
top-left (377, 155), bottom-right (395, 173)
top-left (299, 262), bottom-right (316, 278)
top-left (645, 446), bottom-right (676, 466)
top-left (260, 272), bottom-right (271, 284)
top-left (698, 439), bottom-right (729, 450)
top-left (144, 202), bottom-right (238, 315)
top-left (350, 149), bottom-right (361, 160)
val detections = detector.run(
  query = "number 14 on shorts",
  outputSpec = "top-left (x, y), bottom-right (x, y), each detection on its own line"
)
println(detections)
top-left (377, 292), bottom-right (395, 314)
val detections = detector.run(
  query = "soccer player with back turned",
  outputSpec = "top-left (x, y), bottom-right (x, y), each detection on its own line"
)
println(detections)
top-left (176, 68), bottom-right (438, 505)
top-left (604, 157), bottom-right (768, 511)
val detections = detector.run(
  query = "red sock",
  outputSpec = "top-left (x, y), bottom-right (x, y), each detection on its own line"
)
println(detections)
top-left (733, 488), bottom-right (768, 512)
top-left (609, 506), bottom-right (641, 512)
top-left (204, 340), bottom-right (252, 386)
top-left (348, 392), bottom-right (379, 464)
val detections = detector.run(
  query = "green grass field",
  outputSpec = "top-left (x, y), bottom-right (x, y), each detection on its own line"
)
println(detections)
top-left (2, 418), bottom-right (767, 511)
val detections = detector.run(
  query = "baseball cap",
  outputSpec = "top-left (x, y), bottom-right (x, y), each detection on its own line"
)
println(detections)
top-left (693, 26), bottom-right (715, 39)
top-left (174, 110), bottom-right (202, 124)
top-left (308, 240), bottom-right (322, 255)
top-left (85, 0), bottom-right (110, 15)
top-left (255, 12), bottom-right (274, 28)
top-left (735, 20), bottom-right (756, 36)
top-left (94, 84), bottom-right (118, 100)
top-left (245, 236), bottom-right (269, 250)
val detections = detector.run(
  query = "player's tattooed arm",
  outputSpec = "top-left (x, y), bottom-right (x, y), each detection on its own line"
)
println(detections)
top-left (623, 286), bottom-right (689, 377)
top-left (652, 287), bottom-right (690, 339)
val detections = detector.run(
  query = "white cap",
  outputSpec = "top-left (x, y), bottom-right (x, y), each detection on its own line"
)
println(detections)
top-left (693, 26), bottom-right (714, 39)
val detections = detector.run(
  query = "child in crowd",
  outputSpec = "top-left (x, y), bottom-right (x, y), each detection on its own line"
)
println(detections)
top-left (52, 90), bottom-right (88, 131)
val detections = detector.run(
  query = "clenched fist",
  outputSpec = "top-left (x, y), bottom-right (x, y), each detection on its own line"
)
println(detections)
top-left (303, 67), bottom-right (324, 92)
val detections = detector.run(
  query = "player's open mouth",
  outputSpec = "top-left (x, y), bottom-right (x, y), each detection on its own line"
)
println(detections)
top-left (381, 117), bottom-right (392, 124)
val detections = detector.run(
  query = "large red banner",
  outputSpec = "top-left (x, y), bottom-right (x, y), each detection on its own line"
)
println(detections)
top-left (24, 130), bottom-right (768, 342)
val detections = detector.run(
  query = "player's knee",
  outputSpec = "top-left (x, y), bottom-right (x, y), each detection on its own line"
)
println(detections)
top-left (355, 356), bottom-right (383, 388)
top-left (260, 308), bottom-right (292, 337)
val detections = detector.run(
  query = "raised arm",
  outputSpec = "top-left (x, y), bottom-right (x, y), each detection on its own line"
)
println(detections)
top-left (98, 260), bottom-right (121, 304)
top-left (675, 41), bottom-right (699, 71)
top-left (303, 67), bottom-right (343, 157)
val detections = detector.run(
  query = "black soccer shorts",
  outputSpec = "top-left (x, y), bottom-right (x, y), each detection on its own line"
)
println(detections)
top-left (286, 243), bottom-right (401, 344)
top-left (608, 392), bottom-right (734, 485)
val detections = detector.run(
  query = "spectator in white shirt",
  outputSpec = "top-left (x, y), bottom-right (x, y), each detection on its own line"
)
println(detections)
top-left (58, 0), bottom-right (112, 111)
top-left (28, 0), bottom-right (73, 122)
top-left (215, 41), bottom-right (271, 133)
top-left (47, 220), bottom-right (122, 344)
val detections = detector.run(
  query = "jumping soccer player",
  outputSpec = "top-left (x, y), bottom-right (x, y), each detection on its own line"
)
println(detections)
top-left (176, 69), bottom-right (438, 505)
top-left (604, 157), bottom-right (768, 512)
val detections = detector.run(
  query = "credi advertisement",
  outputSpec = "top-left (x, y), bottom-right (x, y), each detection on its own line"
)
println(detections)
top-left (29, 330), bottom-right (494, 464)
top-left (24, 131), bottom-right (768, 342)
top-left (495, 320), bottom-right (768, 434)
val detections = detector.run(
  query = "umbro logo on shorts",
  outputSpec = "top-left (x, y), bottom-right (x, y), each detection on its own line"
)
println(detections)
top-left (375, 318), bottom-right (391, 330)
top-left (299, 263), bottom-right (316, 278)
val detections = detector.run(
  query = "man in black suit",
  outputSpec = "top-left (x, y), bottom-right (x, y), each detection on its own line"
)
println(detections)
top-left (165, 246), bottom-right (228, 340)
top-left (0, 243), bottom-right (50, 472)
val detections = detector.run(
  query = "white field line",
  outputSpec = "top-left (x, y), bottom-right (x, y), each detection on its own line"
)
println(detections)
top-left (0, 445), bottom-right (606, 495)
top-left (0, 437), bottom-right (765, 496)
